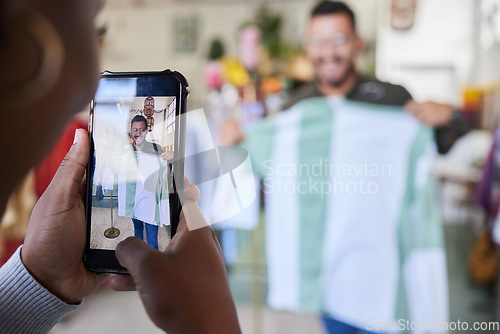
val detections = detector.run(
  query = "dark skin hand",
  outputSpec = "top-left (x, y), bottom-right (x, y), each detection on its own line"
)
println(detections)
top-left (109, 195), bottom-right (242, 334)
top-left (22, 129), bottom-right (106, 304)
top-left (22, 129), bottom-right (240, 334)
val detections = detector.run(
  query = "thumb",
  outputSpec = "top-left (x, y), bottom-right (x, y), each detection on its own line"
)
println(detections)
top-left (46, 128), bottom-right (89, 197)
top-left (115, 237), bottom-right (157, 274)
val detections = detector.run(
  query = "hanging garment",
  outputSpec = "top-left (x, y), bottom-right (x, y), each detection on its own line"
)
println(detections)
top-left (237, 96), bottom-right (448, 331)
top-left (117, 143), bottom-right (170, 226)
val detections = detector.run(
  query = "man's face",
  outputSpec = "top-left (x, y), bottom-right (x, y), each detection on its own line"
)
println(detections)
top-left (131, 121), bottom-right (147, 147)
top-left (305, 14), bottom-right (362, 88)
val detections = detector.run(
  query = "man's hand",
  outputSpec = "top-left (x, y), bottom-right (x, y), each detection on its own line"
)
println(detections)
top-left (161, 150), bottom-right (174, 161)
top-left (22, 129), bottom-right (107, 304)
top-left (405, 100), bottom-right (454, 127)
top-left (108, 180), bottom-right (241, 334)
top-left (219, 120), bottom-right (245, 146)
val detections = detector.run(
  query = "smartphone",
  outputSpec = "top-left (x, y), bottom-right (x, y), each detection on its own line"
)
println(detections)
top-left (84, 69), bottom-right (189, 274)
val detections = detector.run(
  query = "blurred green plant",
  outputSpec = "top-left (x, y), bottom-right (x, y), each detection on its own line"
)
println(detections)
top-left (207, 37), bottom-right (225, 60)
top-left (242, 3), bottom-right (297, 60)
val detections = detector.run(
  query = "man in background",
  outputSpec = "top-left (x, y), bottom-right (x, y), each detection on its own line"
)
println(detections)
top-left (119, 114), bottom-right (170, 249)
top-left (221, 2), bottom-right (450, 333)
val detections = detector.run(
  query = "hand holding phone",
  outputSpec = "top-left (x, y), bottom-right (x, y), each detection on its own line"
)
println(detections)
top-left (108, 183), bottom-right (241, 334)
top-left (22, 134), bottom-right (241, 333)
top-left (22, 129), bottom-right (107, 304)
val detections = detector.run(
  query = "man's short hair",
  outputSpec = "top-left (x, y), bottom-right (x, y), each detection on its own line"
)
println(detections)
top-left (310, 1), bottom-right (356, 31)
top-left (131, 115), bottom-right (147, 128)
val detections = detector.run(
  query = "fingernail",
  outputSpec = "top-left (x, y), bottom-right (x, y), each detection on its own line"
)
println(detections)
top-left (73, 129), bottom-right (81, 144)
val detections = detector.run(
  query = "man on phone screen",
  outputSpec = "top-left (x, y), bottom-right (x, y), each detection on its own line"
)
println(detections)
top-left (117, 114), bottom-right (170, 249)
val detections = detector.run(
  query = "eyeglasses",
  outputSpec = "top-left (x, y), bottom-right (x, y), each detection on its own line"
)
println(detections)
top-left (131, 128), bottom-right (146, 133)
top-left (307, 33), bottom-right (351, 48)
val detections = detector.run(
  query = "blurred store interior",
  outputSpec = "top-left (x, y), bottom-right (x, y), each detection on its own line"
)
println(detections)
top-left (3, 0), bottom-right (500, 333)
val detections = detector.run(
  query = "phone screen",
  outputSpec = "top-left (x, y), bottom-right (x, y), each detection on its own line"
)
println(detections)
top-left (85, 71), bottom-right (187, 273)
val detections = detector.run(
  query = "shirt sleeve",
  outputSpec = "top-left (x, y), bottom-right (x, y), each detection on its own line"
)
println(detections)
top-left (0, 246), bottom-right (81, 334)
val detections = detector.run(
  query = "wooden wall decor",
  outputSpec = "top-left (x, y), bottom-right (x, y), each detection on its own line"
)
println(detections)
top-left (390, 0), bottom-right (417, 31)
